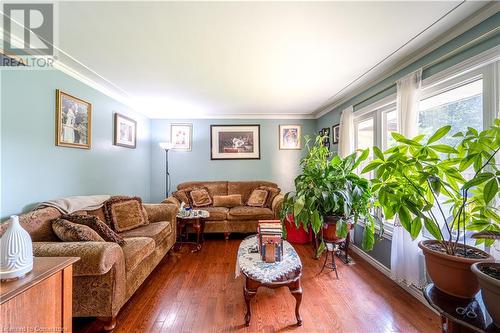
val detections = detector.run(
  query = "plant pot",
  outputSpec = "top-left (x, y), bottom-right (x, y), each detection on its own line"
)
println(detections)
top-left (418, 240), bottom-right (494, 299)
top-left (471, 262), bottom-right (500, 328)
top-left (284, 215), bottom-right (311, 244)
top-left (322, 215), bottom-right (352, 243)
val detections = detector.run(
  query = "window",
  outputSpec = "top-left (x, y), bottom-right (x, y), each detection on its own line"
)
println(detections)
top-left (382, 110), bottom-right (398, 149)
top-left (354, 117), bottom-right (374, 175)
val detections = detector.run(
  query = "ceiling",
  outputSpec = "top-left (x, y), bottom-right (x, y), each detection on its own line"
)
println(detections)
top-left (49, 1), bottom-right (492, 118)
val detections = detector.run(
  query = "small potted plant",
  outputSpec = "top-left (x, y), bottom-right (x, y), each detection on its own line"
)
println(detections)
top-left (363, 122), bottom-right (499, 298)
top-left (282, 135), bottom-right (378, 256)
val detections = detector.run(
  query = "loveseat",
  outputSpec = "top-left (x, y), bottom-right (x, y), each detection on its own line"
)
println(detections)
top-left (2, 202), bottom-right (176, 331)
top-left (163, 181), bottom-right (284, 238)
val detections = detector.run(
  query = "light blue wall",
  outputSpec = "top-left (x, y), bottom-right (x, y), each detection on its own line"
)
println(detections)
top-left (150, 119), bottom-right (315, 203)
top-left (1, 68), bottom-right (152, 219)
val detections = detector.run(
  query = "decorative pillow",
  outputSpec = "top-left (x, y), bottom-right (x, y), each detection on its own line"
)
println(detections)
top-left (71, 210), bottom-right (88, 216)
top-left (247, 189), bottom-right (269, 207)
top-left (87, 207), bottom-right (106, 222)
top-left (172, 190), bottom-right (191, 205)
top-left (258, 186), bottom-right (281, 208)
top-left (213, 194), bottom-right (242, 208)
top-left (62, 214), bottom-right (125, 245)
top-left (103, 197), bottom-right (148, 232)
top-left (190, 188), bottom-right (212, 207)
top-left (52, 218), bottom-right (104, 242)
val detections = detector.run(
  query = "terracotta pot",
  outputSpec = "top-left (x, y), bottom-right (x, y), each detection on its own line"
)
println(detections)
top-left (471, 262), bottom-right (500, 328)
top-left (418, 240), bottom-right (494, 299)
top-left (322, 216), bottom-right (352, 243)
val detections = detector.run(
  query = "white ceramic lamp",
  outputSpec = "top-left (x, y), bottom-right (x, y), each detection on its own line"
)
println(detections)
top-left (0, 215), bottom-right (33, 280)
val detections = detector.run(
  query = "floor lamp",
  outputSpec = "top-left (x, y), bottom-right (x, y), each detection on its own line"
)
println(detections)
top-left (159, 142), bottom-right (174, 197)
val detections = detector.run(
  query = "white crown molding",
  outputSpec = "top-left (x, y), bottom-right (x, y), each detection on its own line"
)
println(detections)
top-left (149, 113), bottom-right (315, 120)
top-left (313, 2), bottom-right (500, 120)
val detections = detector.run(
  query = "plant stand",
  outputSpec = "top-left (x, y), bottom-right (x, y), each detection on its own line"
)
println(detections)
top-left (319, 243), bottom-right (339, 278)
top-left (312, 232), bottom-right (351, 264)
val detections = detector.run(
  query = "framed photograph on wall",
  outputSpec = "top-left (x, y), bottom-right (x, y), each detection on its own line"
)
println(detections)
top-left (114, 113), bottom-right (137, 148)
top-left (210, 125), bottom-right (260, 160)
top-left (332, 124), bottom-right (340, 144)
top-left (320, 127), bottom-right (330, 148)
top-left (56, 89), bottom-right (92, 149)
top-left (279, 125), bottom-right (302, 150)
top-left (171, 123), bottom-right (192, 151)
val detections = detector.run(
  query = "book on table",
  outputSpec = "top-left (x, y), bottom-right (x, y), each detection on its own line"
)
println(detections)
top-left (257, 220), bottom-right (283, 263)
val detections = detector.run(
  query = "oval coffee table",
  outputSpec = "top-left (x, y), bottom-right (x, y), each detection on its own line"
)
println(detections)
top-left (236, 235), bottom-right (303, 326)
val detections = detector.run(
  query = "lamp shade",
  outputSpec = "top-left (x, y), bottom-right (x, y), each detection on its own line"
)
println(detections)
top-left (159, 142), bottom-right (174, 150)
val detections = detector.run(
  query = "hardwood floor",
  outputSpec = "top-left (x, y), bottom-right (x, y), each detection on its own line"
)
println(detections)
top-left (74, 236), bottom-right (441, 333)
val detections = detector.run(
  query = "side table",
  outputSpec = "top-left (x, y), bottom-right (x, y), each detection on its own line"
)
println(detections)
top-left (423, 284), bottom-right (499, 333)
top-left (175, 210), bottom-right (209, 253)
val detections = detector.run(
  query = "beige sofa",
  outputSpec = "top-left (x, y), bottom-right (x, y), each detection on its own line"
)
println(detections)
top-left (163, 181), bottom-right (284, 238)
top-left (3, 202), bottom-right (176, 331)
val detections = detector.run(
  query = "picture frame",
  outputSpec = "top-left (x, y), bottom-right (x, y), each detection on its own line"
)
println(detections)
top-left (279, 125), bottom-right (302, 150)
top-left (56, 89), bottom-right (92, 149)
top-left (332, 124), bottom-right (340, 144)
top-left (319, 127), bottom-right (330, 148)
top-left (114, 113), bottom-right (137, 148)
top-left (210, 125), bottom-right (260, 160)
top-left (171, 123), bottom-right (192, 151)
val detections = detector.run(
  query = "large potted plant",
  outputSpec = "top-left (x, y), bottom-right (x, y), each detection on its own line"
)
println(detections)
top-left (362, 121), bottom-right (499, 298)
top-left (282, 135), bottom-right (378, 256)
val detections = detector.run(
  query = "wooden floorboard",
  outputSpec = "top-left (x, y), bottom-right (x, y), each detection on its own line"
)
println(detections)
top-left (74, 237), bottom-right (441, 333)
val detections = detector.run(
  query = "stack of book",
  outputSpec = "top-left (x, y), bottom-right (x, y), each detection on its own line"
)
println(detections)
top-left (257, 220), bottom-right (283, 263)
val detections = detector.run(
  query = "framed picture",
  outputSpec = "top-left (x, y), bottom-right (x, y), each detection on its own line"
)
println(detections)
top-left (114, 113), bottom-right (137, 148)
top-left (332, 124), bottom-right (340, 144)
top-left (56, 89), bottom-right (92, 149)
top-left (319, 127), bottom-right (330, 148)
top-left (171, 123), bottom-right (192, 151)
top-left (279, 125), bottom-right (302, 150)
top-left (210, 125), bottom-right (260, 160)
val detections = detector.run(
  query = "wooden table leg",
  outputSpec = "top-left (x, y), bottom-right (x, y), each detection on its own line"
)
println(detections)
top-left (244, 278), bottom-right (257, 326)
top-left (192, 218), bottom-right (202, 253)
top-left (288, 279), bottom-right (303, 326)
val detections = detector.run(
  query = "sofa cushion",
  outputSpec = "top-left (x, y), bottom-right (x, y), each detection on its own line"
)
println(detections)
top-left (190, 188), bottom-right (212, 207)
top-left (228, 206), bottom-right (274, 220)
top-left (121, 237), bottom-right (155, 272)
top-left (213, 195), bottom-right (242, 208)
top-left (62, 214), bottom-right (125, 245)
top-left (5, 207), bottom-right (62, 241)
top-left (119, 222), bottom-right (172, 245)
top-left (87, 207), bottom-right (106, 222)
top-left (178, 181), bottom-right (228, 197)
top-left (104, 197), bottom-right (148, 232)
top-left (228, 181), bottom-right (278, 203)
top-left (199, 207), bottom-right (229, 221)
top-left (172, 190), bottom-right (190, 205)
top-left (52, 218), bottom-right (105, 242)
top-left (247, 189), bottom-right (269, 207)
top-left (258, 186), bottom-right (281, 208)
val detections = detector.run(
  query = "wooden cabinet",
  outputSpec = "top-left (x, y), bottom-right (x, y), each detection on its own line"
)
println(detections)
top-left (1, 257), bottom-right (79, 333)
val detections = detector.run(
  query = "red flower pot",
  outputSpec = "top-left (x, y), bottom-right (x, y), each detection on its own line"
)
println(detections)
top-left (284, 215), bottom-right (312, 244)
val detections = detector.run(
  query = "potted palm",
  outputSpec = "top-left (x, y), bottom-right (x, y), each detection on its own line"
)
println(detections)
top-left (282, 135), bottom-right (378, 257)
top-left (362, 121), bottom-right (499, 298)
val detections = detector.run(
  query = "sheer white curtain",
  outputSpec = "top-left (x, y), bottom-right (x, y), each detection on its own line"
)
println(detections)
top-left (391, 68), bottom-right (426, 288)
top-left (338, 105), bottom-right (354, 158)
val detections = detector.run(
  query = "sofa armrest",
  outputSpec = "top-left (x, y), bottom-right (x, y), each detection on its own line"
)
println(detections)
top-left (33, 241), bottom-right (124, 276)
top-left (143, 203), bottom-right (177, 223)
top-left (271, 194), bottom-right (285, 219)
top-left (161, 196), bottom-right (180, 209)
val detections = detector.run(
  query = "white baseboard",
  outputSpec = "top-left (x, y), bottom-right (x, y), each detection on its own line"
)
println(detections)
top-left (350, 244), bottom-right (439, 315)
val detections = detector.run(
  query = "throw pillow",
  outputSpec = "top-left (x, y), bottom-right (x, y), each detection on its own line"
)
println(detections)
top-left (190, 188), bottom-right (212, 207)
top-left (247, 189), bottom-right (269, 207)
top-left (172, 190), bottom-right (191, 205)
top-left (52, 218), bottom-right (105, 242)
top-left (103, 197), bottom-right (148, 232)
top-left (213, 194), bottom-right (242, 208)
top-left (258, 186), bottom-right (281, 208)
top-left (62, 214), bottom-right (125, 245)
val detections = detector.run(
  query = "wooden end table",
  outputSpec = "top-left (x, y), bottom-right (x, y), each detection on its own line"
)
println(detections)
top-left (423, 284), bottom-right (498, 333)
top-left (237, 235), bottom-right (303, 326)
top-left (175, 210), bottom-right (209, 253)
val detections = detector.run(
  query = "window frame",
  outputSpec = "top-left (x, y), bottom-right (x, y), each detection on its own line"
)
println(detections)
top-left (352, 59), bottom-right (499, 241)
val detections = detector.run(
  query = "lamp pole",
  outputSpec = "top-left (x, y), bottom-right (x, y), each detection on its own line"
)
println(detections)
top-left (164, 148), bottom-right (170, 198)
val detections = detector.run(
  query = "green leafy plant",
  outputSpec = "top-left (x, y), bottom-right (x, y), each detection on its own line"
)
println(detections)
top-left (362, 120), bottom-right (500, 255)
top-left (281, 135), bottom-right (378, 253)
